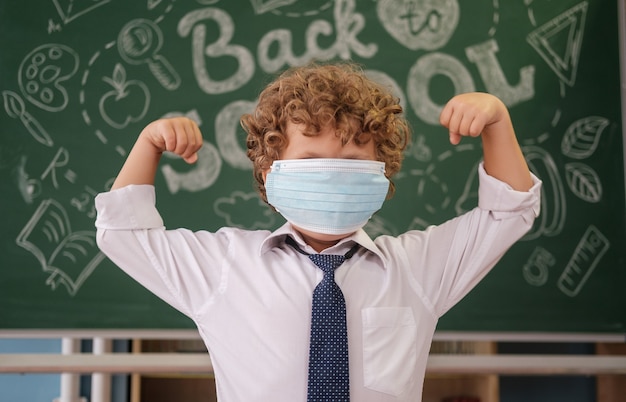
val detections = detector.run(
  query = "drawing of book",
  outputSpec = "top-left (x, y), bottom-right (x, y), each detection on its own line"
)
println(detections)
top-left (16, 199), bottom-right (104, 296)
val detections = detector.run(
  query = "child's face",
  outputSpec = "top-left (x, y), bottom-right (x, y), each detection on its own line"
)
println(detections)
top-left (279, 121), bottom-right (376, 161)
top-left (264, 121), bottom-right (378, 247)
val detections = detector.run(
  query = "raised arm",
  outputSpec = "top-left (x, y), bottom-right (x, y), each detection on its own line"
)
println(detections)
top-left (111, 117), bottom-right (203, 190)
top-left (439, 92), bottom-right (533, 192)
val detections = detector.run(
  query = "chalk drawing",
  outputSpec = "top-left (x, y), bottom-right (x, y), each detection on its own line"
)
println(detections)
top-left (99, 63), bottom-right (150, 129)
top-left (161, 140), bottom-right (223, 194)
top-left (178, 7), bottom-right (255, 93)
top-left (215, 100), bottom-right (255, 170)
top-left (2, 90), bottom-right (54, 147)
top-left (148, 0), bottom-right (164, 10)
top-left (53, 0), bottom-right (111, 24)
top-left (16, 199), bottom-right (104, 296)
top-left (407, 52), bottom-right (476, 125)
top-left (561, 116), bottom-right (609, 160)
top-left (522, 146), bottom-right (566, 240)
top-left (465, 39), bottom-right (535, 106)
top-left (40, 147), bottom-right (70, 190)
top-left (377, 0), bottom-right (459, 51)
top-left (487, 0), bottom-right (500, 37)
top-left (70, 186), bottom-right (98, 219)
top-left (565, 162), bottom-right (602, 203)
top-left (523, 246), bottom-right (556, 287)
top-left (14, 155), bottom-right (41, 204)
top-left (79, 5), bottom-right (176, 156)
top-left (118, 18), bottom-right (181, 90)
top-left (558, 225), bottom-right (609, 297)
top-left (18, 43), bottom-right (79, 112)
top-left (158, 109), bottom-right (222, 193)
top-left (256, 0), bottom-right (377, 70)
top-left (214, 191), bottom-right (276, 229)
top-left (265, 0), bottom-right (333, 18)
top-left (249, 0), bottom-right (298, 15)
top-left (47, 19), bottom-right (62, 34)
top-left (527, 1), bottom-right (588, 87)
top-left (407, 134), bottom-right (432, 163)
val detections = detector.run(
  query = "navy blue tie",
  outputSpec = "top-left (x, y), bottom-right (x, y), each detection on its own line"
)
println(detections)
top-left (286, 237), bottom-right (359, 402)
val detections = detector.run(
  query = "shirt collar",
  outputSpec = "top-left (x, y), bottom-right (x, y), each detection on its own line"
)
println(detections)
top-left (259, 222), bottom-right (388, 269)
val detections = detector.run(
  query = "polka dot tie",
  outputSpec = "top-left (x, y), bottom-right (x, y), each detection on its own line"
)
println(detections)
top-left (286, 237), bottom-right (359, 402)
top-left (308, 253), bottom-right (349, 401)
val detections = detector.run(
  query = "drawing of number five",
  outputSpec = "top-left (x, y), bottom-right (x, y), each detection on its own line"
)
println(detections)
top-left (117, 18), bottom-right (181, 91)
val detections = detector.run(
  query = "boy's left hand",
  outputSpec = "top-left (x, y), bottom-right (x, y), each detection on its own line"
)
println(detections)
top-left (439, 92), bottom-right (506, 145)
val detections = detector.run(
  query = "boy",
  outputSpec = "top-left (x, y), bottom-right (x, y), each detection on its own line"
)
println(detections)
top-left (95, 62), bottom-right (540, 401)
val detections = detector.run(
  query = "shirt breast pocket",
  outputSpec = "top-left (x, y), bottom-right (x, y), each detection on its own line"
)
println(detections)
top-left (361, 307), bottom-right (417, 396)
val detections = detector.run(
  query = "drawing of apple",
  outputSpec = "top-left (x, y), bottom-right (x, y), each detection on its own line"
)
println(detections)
top-left (99, 63), bottom-right (150, 129)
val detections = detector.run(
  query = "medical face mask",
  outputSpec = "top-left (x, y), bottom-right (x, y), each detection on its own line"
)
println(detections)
top-left (265, 158), bottom-right (390, 235)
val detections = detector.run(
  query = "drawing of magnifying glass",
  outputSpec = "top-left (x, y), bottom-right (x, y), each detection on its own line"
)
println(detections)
top-left (117, 19), bottom-right (181, 90)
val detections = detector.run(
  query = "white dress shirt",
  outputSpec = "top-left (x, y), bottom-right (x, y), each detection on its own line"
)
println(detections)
top-left (95, 163), bottom-right (541, 401)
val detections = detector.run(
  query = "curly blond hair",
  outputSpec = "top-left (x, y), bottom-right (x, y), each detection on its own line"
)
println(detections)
top-left (241, 62), bottom-right (411, 204)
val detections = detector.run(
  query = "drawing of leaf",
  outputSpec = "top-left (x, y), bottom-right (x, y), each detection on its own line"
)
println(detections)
top-left (113, 63), bottom-right (127, 85)
top-left (2, 90), bottom-right (25, 118)
top-left (561, 116), bottom-right (609, 159)
top-left (565, 162), bottom-right (602, 203)
top-left (102, 63), bottom-right (129, 93)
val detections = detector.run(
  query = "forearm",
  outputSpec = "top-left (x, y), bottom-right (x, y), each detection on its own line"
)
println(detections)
top-left (111, 135), bottom-right (162, 190)
top-left (481, 115), bottom-right (533, 192)
top-left (439, 92), bottom-right (534, 192)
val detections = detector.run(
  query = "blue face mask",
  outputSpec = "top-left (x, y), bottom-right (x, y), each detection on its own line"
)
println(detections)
top-left (265, 158), bottom-right (390, 235)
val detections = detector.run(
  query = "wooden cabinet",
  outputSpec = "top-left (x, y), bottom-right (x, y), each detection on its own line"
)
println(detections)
top-left (596, 342), bottom-right (626, 402)
top-left (138, 375), bottom-right (216, 402)
top-left (132, 339), bottom-right (498, 402)
top-left (130, 339), bottom-right (216, 402)
top-left (423, 374), bottom-right (498, 402)
top-left (423, 341), bottom-right (499, 402)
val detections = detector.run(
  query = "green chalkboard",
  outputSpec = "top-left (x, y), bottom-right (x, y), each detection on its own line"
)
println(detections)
top-left (1, 0), bottom-right (624, 332)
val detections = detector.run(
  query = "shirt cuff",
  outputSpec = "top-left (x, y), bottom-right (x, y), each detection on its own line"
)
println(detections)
top-left (477, 162), bottom-right (542, 218)
top-left (94, 184), bottom-right (165, 230)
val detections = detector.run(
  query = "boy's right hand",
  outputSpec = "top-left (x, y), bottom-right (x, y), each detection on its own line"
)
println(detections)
top-left (140, 117), bottom-right (203, 164)
top-left (110, 118), bottom-right (203, 190)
